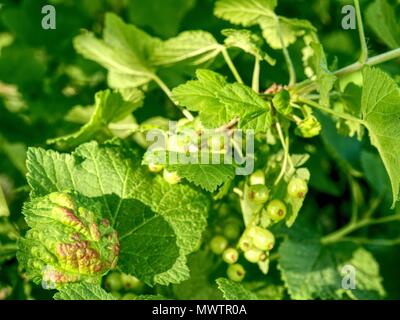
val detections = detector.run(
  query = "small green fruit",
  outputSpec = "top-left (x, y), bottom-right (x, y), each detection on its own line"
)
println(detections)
top-left (238, 236), bottom-right (252, 252)
top-left (287, 177), bottom-right (308, 199)
top-left (163, 170), bottom-right (181, 185)
top-left (249, 170), bottom-right (265, 186)
top-left (266, 199), bottom-right (287, 222)
top-left (105, 272), bottom-right (123, 292)
top-left (121, 273), bottom-right (144, 292)
top-left (222, 248), bottom-right (239, 264)
top-left (218, 204), bottom-right (230, 217)
top-left (244, 248), bottom-right (263, 263)
top-left (148, 163), bottom-right (163, 173)
top-left (210, 235), bottom-right (228, 255)
top-left (248, 184), bottom-right (269, 204)
top-left (250, 226), bottom-right (275, 251)
top-left (227, 264), bottom-right (246, 282)
top-left (223, 220), bottom-right (241, 240)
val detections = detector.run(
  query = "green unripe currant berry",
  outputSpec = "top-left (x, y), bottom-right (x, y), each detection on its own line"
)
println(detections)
top-left (210, 235), bottom-right (228, 255)
top-left (218, 204), bottom-right (230, 217)
top-left (148, 163), bottom-right (163, 173)
top-left (266, 199), bottom-right (287, 222)
top-left (121, 273), bottom-right (144, 292)
top-left (249, 170), bottom-right (265, 186)
top-left (105, 272), bottom-right (123, 292)
top-left (250, 227), bottom-right (275, 251)
top-left (287, 177), bottom-right (308, 199)
top-left (121, 293), bottom-right (137, 300)
top-left (227, 263), bottom-right (246, 282)
top-left (248, 184), bottom-right (269, 204)
top-left (163, 170), bottom-right (181, 185)
top-left (238, 236), bottom-right (252, 252)
top-left (244, 248), bottom-right (263, 263)
top-left (222, 248), bottom-right (239, 264)
top-left (223, 220), bottom-right (241, 240)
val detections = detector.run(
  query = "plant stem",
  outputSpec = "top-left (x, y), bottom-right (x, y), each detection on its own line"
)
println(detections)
top-left (252, 57), bottom-right (260, 93)
top-left (276, 19), bottom-right (296, 85)
top-left (293, 48), bottom-right (400, 95)
top-left (335, 48), bottom-right (400, 77)
top-left (321, 214), bottom-right (400, 245)
top-left (321, 219), bottom-right (370, 244)
top-left (0, 185), bottom-right (10, 217)
top-left (152, 74), bottom-right (194, 121)
top-left (340, 236), bottom-right (400, 246)
top-left (221, 48), bottom-right (244, 84)
top-left (233, 187), bottom-right (244, 198)
top-left (298, 97), bottom-right (365, 124)
top-left (348, 176), bottom-right (360, 224)
top-left (354, 0), bottom-right (368, 63)
top-left (274, 122), bottom-right (293, 185)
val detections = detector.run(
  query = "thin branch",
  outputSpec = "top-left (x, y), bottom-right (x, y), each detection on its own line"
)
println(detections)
top-left (354, 0), bottom-right (368, 63)
top-left (339, 236), bottom-right (400, 246)
top-left (276, 16), bottom-right (296, 86)
top-left (0, 185), bottom-right (10, 217)
top-left (322, 214), bottom-right (400, 245)
top-left (221, 48), bottom-right (244, 84)
top-left (274, 122), bottom-right (293, 185)
top-left (252, 57), bottom-right (260, 93)
top-left (298, 97), bottom-right (365, 124)
top-left (152, 74), bottom-right (194, 121)
top-left (292, 48), bottom-right (400, 95)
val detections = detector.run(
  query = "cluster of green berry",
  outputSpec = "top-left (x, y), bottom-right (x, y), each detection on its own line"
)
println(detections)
top-left (148, 163), bottom-right (181, 185)
top-left (210, 235), bottom-right (245, 282)
top-left (209, 169), bottom-right (308, 282)
top-left (104, 272), bottom-right (145, 300)
top-left (248, 170), bottom-right (308, 228)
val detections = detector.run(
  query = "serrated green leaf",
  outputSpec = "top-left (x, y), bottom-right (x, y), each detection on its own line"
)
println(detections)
top-left (172, 69), bottom-right (272, 132)
top-left (48, 89), bottom-right (144, 149)
top-left (214, 0), bottom-right (277, 27)
top-left (150, 31), bottom-right (222, 67)
top-left (172, 163), bottom-right (235, 193)
top-left (215, 0), bottom-right (315, 49)
top-left (74, 13), bottom-right (159, 88)
top-left (143, 148), bottom-right (236, 193)
top-left (222, 29), bottom-right (275, 64)
top-left (26, 141), bottom-right (209, 285)
top-left (54, 283), bottom-right (115, 300)
top-left (366, 0), bottom-right (400, 49)
top-left (279, 239), bottom-right (386, 300)
top-left (361, 67), bottom-right (400, 207)
top-left (216, 278), bottom-right (259, 300)
top-left (259, 16), bottom-right (316, 49)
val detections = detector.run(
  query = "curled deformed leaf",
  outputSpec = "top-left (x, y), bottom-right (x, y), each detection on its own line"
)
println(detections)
top-left (17, 192), bottom-right (119, 289)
